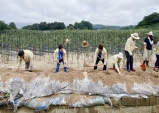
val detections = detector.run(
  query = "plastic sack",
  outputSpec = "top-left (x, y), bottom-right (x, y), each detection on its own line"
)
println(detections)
top-left (51, 95), bottom-right (67, 106)
top-left (87, 96), bottom-right (105, 106)
top-left (69, 99), bottom-right (87, 108)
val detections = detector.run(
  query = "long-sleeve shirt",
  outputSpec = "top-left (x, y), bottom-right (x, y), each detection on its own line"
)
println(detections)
top-left (17, 50), bottom-right (34, 68)
top-left (144, 37), bottom-right (153, 50)
top-left (125, 37), bottom-right (137, 55)
top-left (54, 48), bottom-right (67, 62)
top-left (94, 47), bottom-right (107, 65)
top-left (109, 54), bottom-right (123, 73)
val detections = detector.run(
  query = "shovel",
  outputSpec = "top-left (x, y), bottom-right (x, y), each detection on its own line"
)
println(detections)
top-left (137, 50), bottom-right (146, 71)
top-left (83, 62), bottom-right (103, 67)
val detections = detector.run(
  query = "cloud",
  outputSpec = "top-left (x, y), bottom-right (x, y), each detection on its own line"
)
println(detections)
top-left (0, 0), bottom-right (158, 28)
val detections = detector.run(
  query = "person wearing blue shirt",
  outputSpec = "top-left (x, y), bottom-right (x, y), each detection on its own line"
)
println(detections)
top-left (54, 45), bottom-right (67, 73)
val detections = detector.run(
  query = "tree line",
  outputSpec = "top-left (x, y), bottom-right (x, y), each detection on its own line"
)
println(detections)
top-left (0, 12), bottom-right (159, 31)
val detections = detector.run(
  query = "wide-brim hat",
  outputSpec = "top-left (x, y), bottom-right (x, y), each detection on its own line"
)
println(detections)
top-left (117, 52), bottom-right (123, 59)
top-left (131, 33), bottom-right (140, 39)
top-left (65, 39), bottom-right (70, 44)
top-left (146, 31), bottom-right (154, 36)
top-left (81, 41), bottom-right (89, 47)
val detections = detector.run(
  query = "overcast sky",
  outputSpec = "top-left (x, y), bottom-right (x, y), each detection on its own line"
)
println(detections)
top-left (0, 0), bottom-right (159, 28)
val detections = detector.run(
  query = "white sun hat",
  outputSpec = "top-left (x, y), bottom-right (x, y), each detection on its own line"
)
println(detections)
top-left (65, 39), bottom-right (70, 43)
top-left (117, 52), bottom-right (123, 59)
top-left (146, 31), bottom-right (154, 36)
top-left (131, 33), bottom-right (140, 39)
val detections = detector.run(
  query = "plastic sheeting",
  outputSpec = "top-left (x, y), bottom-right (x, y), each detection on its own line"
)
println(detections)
top-left (0, 72), bottom-right (159, 111)
top-left (1, 73), bottom-right (159, 100)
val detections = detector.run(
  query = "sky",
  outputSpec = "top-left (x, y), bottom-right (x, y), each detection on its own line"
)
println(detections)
top-left (0, 0), bottom-right (159, 28)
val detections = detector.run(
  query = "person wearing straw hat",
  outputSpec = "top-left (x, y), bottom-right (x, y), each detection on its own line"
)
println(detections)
top-left (125, 33), bottom-right (140, 72)
top-left (94, 44), bottom-right (107, 70)
top-left (143, 31), bottom-right (154, 67)
top-left (54, 44), bottom-right (67, 73)
top-left (108, 52), bottom-right (123, 74)
top-left (16, 50), bottom-right (34, 72)
top-left (81, 41), bottom-right (89, 47)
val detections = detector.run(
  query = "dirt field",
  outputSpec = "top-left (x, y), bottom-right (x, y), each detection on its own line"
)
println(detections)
top-left (0, 52), bottom-right (159, 89)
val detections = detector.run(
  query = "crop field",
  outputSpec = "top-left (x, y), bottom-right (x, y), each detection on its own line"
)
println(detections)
top-left (0, 29), bottom-right (159, 60)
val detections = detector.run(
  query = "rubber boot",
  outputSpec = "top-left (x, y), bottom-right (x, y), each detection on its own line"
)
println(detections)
top-left (103, 65), bottom-right (107, 70)
top-left (130, 61), bottom-right (135, 71)
top-left (64, 67), bottom-right (67, 72)
top-left (55, 63), bottom-right (60, 73)
top-left (146, 60), bottom-right (149, 67)
top-left (143, 60), bottom-right (146, 64)
top-left (94, 66), bottom-right (97, 70)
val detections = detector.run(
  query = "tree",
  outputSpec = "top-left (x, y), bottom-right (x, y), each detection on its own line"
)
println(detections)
top-left (74, 20), bottom-right (93, 30)
top-left (81, 20), bottom-right (93, 30)
top-left (0, 20), bottom-right (11, 31)
top-left (9, 22), bottom-right (17, 29)
top-left (67, 24), bottom-right (74, 30)
top-left (135, 12), bottom-right (159, 29)
top-left (52, 22), bottom-right (66, 30)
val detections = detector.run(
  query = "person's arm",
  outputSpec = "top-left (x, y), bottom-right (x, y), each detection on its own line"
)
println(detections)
top-left (63, 49), bottom-right (67, 63)
top-left (148, 37), bottom-right (153, 45)
top-left (54, 49), bottom-right (58, 62)
top-left (94, 49), bottom-right (98, 65)
top-left (115, 62), bottom-right (120, 74)
top-left (119, 60), bottom-right (123, 72)
top-left (29, 57), bottom-right (33, 70)
top-left (17, 57), bottom-right (22, 69)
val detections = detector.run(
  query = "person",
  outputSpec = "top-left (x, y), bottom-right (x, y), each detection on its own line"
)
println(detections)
top-left (154, 40), bottom-right (159, 72)
top-left (17, 50), bottom-right (34, 72)
top-left (108, 52), bottom-right (123, 74)
top-left (143, 31), bottom-right (154, 67)
top-left (54, 44), bottom-right (67, 73)
top-left (125, 33), bottom-right (140, 72)
top-left (94, 44), bottom-right (107, 70)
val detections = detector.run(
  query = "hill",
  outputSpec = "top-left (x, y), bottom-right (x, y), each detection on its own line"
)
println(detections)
top-left (135, 12), bottom-right (159, 29)
top-left (93, 24), bottom-right (135, 30)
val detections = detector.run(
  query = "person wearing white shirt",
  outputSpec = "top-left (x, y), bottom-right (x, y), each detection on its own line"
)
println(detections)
top-left (54, 44), bottom-right (67, 73)
top-left (17, 50), bottom-right (34, 72)
top-left (94, 44), bottom-right (107, 70)
top-left (124, 33), bottom-right (140, 72)
top-left (108, 52), bottom-right (123, 74)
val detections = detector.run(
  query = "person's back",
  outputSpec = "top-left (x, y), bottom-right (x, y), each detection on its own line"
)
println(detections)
top-left (17, 50), bottom-right (34, 72)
